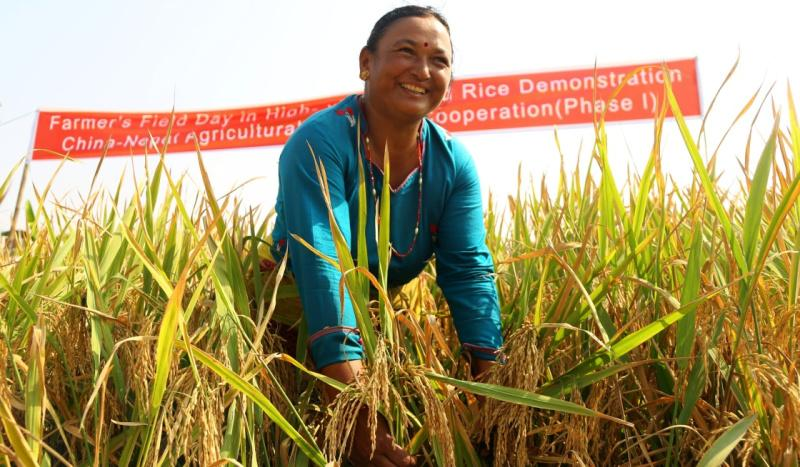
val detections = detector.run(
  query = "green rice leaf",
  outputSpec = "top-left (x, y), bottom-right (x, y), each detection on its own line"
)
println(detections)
top-left (24, 323), bottom-right (46, 462)
top-left (696, 414), bottom-right (755, 467)
top-left (115, 207), bottom-right (174, 297)
top-left (424, 372), bottom-right (632, 427)
top-left (546, 286), bottom-right (726, 390)
top-left (148, 272), bottom-right (186, 419)
top-left (664, 66), bottom-right (747, 274)
top-left (742, 121), bottom-right (778, 268)
top-left (677, 354), bottom-right (706, 426)
top-left (143, 203), bottom-right (223, 462)
top-left (538, 361), bottom-right (651, 398)
top-left (0, 273), bottom-right (38, 323)
top-left (356, 120), bottom-right (369, 298)
top-left (378, 142), bottom-right (393, 340)
top-left (676, 222), bottom-right (704, 369)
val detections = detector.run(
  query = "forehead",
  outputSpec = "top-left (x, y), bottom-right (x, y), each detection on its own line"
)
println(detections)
top-left (377, 16), bottom-right (452, 55)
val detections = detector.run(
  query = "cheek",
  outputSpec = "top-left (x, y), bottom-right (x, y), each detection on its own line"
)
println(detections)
top-left (435, 71), bottom-right (452, 89)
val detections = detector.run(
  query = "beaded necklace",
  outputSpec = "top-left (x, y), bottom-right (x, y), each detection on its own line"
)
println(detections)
top-left (358, 100), bottom-right (424, 258)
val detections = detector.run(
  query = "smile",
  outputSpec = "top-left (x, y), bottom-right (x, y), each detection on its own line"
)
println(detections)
top-left (400, 83), bottom-right (427, 95)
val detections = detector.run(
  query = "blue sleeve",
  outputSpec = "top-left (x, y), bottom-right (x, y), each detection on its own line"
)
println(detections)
top-left (277, 125), bottom-right (363, 369)
top-left (434, 142), bottom-right (503, 361)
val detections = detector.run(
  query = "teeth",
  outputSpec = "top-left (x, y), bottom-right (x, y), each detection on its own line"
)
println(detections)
top-left (401, 83), bottom-right (426, 94)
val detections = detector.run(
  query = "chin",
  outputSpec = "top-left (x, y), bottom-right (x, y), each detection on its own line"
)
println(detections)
top-left (397, 108), bottom-right (432, 122)
top-left (395, 100), bottom-right (439, 119)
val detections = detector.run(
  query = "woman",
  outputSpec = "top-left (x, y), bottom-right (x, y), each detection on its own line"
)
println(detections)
top-left (270, 6), bottom-right (502, 465)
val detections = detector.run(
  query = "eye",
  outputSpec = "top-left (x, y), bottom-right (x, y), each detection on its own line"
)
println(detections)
top-left (398, 47), bottom-right (415, 55)
top-left (434, 56), bottom-right (450, 67)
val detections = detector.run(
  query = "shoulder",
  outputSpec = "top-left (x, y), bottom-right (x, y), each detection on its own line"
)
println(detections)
top-left (281, 95), bottom-right (359, 162)
top-left (424, 118), bottom-right (475, 173)
top-left (286, 95), bottom-right (359, 146)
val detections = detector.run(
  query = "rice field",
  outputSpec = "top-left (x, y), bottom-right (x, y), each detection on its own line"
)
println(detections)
top-left (1, 75), bottom-right (799, 466)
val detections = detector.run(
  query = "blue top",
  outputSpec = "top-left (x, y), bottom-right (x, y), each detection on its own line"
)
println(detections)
top-left (271, 95), bottom-right (502, 369)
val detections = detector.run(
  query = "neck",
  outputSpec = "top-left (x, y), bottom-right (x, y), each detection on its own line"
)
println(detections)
top-left (361, 97), bottom-right (421, 164)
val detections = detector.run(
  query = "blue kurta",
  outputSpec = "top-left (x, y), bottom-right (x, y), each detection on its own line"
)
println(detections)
top-left (271, 95), bottom-right (502, 369)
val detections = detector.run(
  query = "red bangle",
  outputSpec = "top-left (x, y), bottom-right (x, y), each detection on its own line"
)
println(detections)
top-left (463, 343), bottom-right (507, 363)
top-left (307, 326), bottom-right (362, 347)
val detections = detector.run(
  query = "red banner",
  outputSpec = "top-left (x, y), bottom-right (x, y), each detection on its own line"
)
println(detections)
top-left (32, 59), bottom-right (700, 160)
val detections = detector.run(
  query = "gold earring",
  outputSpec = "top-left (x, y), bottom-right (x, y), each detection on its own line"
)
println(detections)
top-left (359, 70), bottom-right (369, 81)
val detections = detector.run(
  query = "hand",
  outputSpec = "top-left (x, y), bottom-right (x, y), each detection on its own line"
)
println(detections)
top-left (319, 360), bottom-right (415, 466)
top-left (470, 359), bottom-right (497, 463)
top-left (348, 405), bottom-right (416, 466)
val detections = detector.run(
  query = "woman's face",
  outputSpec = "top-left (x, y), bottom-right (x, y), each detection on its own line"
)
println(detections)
top-left (360, 16), bottom-right (453, 125)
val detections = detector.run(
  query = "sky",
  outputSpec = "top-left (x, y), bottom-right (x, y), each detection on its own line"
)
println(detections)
top-left (1, 0), bottom-right (799, 231)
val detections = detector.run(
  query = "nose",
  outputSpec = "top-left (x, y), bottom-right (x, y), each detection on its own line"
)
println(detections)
top-left (413, 57), bottom-right (431, 81)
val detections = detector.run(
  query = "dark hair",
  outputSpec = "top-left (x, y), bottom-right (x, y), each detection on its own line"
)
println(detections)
top-left (365, 5), bottom-right (452, 58)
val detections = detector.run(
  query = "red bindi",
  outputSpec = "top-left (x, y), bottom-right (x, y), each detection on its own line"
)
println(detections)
top-left (423, 42), bottom-right (429, 47)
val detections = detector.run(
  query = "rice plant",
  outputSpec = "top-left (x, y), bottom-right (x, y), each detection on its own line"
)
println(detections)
top-left (1, 73), bottom-right (798, 466)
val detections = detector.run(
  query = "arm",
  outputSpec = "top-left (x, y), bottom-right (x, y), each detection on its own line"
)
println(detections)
top-left (280, 124), bottom-right (414, 466)
top-left (277, 125), bottom-right (363, 369)
top-left (433, 144), bottom-right (503, 363)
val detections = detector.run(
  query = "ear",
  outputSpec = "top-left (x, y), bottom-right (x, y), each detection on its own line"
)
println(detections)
top-left (359, 47), bottom-right (371, 75)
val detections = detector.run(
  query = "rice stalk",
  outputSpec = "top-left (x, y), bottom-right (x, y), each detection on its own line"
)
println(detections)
top-left (1, 70), bottom-right (799, 465)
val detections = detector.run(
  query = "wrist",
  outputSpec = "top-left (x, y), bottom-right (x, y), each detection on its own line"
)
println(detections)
top-left (471, 357), bottom-right (495, 380)
top-left (318, 359), bottom-right (364, 402)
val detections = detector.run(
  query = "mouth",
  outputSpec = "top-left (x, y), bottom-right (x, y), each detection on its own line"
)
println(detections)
top-left (400, 83), bottom-right (427, 95)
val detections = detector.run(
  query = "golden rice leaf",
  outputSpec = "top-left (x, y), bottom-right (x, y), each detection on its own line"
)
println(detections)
top-left (0, 157), bottom-right (24, 206)
top-left (788, 83), bottom-right (800, 172)
top-left (0, 392), bottom-right (39, 467)
top-left (498, 242), bottom-right (582, 264)
top-left (273, 353), bottom-right (346, 392)
top-left (178, 342), bottom-right (327, 466)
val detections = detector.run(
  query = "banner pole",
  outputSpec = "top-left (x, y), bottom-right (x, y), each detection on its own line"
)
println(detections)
top-left (8, 110), bottom-right (38, 253)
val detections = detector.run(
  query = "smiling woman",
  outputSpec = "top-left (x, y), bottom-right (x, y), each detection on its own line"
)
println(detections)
top-left (268, 5), bottom-right (503, 465)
